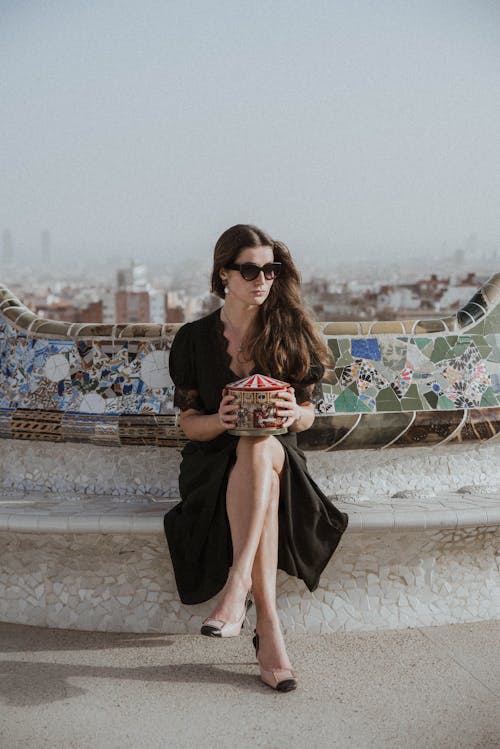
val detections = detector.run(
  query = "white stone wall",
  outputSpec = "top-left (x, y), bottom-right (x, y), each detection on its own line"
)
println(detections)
top-left (0, 526), bottom-right (498, 634)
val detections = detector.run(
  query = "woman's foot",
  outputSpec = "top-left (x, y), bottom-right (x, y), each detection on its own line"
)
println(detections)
top-left (201, 570), bottom-right (252, 637)
top-left (254, 618), bottom-right (296, 692)
top-left (254, 617), bottom-right (293, 669)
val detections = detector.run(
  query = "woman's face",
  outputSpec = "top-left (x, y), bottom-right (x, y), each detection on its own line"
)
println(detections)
top-left (222, 245), bottom-right (275, 307)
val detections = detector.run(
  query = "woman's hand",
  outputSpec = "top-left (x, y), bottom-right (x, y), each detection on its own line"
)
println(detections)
top-left (273, 389), bottom-right (301, 429)
top-left (218, 393), bottom-right (239, 430)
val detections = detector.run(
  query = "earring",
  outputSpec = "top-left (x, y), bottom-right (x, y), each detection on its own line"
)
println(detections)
top-left (224, 284), bottom-right (228, 295)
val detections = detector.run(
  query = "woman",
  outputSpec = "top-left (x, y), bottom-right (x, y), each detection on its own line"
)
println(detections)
top-left (163, 224), bottom-right (348, 692)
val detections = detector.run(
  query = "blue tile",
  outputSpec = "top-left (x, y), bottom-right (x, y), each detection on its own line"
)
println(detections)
top-left (351, 338), bottom-right (382, 360)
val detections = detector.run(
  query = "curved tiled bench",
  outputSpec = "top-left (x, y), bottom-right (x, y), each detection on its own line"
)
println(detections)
top-left (1, 274), bottom-right (500, 633)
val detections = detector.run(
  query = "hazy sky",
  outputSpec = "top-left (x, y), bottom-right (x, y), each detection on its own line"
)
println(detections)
top-left (2, 0), bottom-right (500, 267)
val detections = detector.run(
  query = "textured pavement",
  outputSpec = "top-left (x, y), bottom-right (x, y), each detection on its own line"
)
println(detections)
top-left (0, 620), bottom-right (499, 749)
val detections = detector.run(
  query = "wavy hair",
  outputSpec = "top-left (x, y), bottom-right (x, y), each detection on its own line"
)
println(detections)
top-left (210, 224), bottom-right (330, 382)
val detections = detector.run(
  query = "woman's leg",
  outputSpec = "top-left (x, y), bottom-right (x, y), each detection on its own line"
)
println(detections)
top-left (251, 476), bottom-right (293, 670)
top-left (207, 435), bottom-right (285, 622)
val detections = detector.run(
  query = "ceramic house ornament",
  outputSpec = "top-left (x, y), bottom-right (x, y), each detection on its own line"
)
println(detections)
top-left (224, 374), bottom-right (292, 436)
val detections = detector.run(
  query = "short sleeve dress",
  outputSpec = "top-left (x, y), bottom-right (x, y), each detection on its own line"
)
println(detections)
top-left (163, 308), bottom-right (349, 605)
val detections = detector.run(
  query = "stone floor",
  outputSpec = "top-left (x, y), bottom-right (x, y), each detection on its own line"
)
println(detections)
top-left (0, 619), bottom-right (498, 748)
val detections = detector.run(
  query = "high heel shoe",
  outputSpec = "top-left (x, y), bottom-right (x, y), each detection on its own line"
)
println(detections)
top-left (200, 593), bottom-right (253, 637)
top-left (253, 630), bottom-right (297, 693)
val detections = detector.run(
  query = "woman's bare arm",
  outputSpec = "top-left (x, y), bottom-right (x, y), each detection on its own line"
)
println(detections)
top-left (179, 394), bottom-right (238, 441)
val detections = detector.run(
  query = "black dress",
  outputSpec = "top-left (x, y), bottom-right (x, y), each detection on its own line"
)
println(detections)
top-left (163, 308), bottom-right (348, 605)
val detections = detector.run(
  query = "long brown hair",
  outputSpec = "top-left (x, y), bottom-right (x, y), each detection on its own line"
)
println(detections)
top-left (210, 224), bottom-right (330, 382)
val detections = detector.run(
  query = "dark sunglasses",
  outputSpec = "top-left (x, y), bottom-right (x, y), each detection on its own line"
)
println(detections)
top-left (226, 262), bottom-right (282, 281)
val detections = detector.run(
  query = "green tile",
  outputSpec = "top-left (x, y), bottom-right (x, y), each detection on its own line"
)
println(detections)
top-left (347, 381), bottom-right (359, 396)
top-left (404, 384), bottom-right (420, 400)
top-left (430, 337), bottom-right (452, 363)
top-left (400, 382), bottom-right (424, 410)
top-left (480, 387), bottom-right (499, 407)
top-left (376, 386), bottom-right (402, 411)
top-left (401, 394), bottom-right (424, 411)
top-left (336, 351), bottom-right (354, 366)
top-left (328, 339), bottom-right (340, 362)
top-left (438, 395), bottom-right (456, 409)
top-left (475, 344), bottom-right (493, 359)
top-left (424, 390), bottom-right (439, 408)
top-left (484, 334), bottom-right (500, 362)
top-left (414, 337), bottom-right (431, 351)
top-left (466, 314), bottom-right (487, 334)
top-left (469, 335), bottom-right (493, 360)
top-left (451, 338), bottom-right (472, 357)
top-left (335, 388), bottom-right (371, 413)
top-left (420, 395), bottom-right (432, 410)
top-left (486, 348), bottom-right (500, 363)
top-left (481, 309), bottom-right (500, 335)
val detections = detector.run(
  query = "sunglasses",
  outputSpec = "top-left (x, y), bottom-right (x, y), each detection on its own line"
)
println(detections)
top-left (226, 262), bottom-right (282, 281)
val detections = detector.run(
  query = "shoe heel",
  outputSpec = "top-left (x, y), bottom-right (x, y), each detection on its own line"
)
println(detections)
top-left (252, 629), bottom-right (259, 655)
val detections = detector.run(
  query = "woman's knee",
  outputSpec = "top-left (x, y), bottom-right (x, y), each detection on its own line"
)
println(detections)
top-left (236, 435), bottom-right (285, 473)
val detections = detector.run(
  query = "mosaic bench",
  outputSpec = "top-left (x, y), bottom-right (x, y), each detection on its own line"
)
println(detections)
top-left (1, 276), bottom-right (500, 633)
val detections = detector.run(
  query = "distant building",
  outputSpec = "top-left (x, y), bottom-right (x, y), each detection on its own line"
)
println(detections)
top-left (115, 260), bottom-right (165, 323)
top-left (303, 271), bottom-right (484, 322)
top-left (149, 289), bottom-right (166, 324)
top-left (35, 299), bottom-right (103, 323)
top-left (166, 305), bottom-right (185, 323)
top-left (80, 300), bottom-right (103, 323)
top-left (115, 290), bottom-right (150, 323)
top-left (101, 288), bottom-right (116, 325)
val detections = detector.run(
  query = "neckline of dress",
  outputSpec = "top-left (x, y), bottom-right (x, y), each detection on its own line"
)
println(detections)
top-left (215, 307), bottom-right (257, 380)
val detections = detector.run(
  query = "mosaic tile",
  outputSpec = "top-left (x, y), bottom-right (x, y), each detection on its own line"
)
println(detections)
top-left (376, 387), bottom-right (402, 411)
top-left (429, 337), bottom-right (452, 363)
top-left (327, 339), bottom-right (340, 362)
top-left (437, 395), bottom-right (455, 409)
top-left (400, 384), bottom-right (424, 411)
top-left (334, 388), bottom-right (371, 413)
top-left (414, 337), bottom-right (432, 351)
top-left (424, 391), bottom-right (439, 409)
top-left (480, 387), bottom-right (498, 407)
top-left (351, 338), bottom-right (381, 360)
